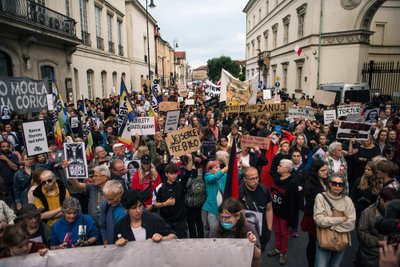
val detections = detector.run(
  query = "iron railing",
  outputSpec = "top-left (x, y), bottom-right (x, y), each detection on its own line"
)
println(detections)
top-left (96, 36), bottom-right (104, 50)
top-left (82, 31), bottom-right (91, 46)
top-left (0, 0), bottom-right (77, 37)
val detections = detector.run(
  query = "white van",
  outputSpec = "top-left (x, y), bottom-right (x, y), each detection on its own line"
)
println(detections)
top-left (318, 83), bottom-right (370, 105)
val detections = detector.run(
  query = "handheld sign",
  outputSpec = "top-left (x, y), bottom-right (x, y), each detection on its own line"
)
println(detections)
top-left (324, 109), bottom-right (336, 125)
top-left (337, 105), bottom-right (361, 118)
top-left (164, 110), bottom-right (180, 133)
top-left (240, 135), bottom-right (270, 150)
top-left (165, 127), bottom-right (201, 157)
top-left (22, 120), bottom-right (48, 157)
top-left (336, 121), bottom-right (372, 141)
top-left (64, 142), bottom-right (88, 179)
top-left (314, 90), bottom-right (336, 106)
top-left (129, 117), bottom-right (156, 136)
top-left (288, 106), bottom-right (315, 120)
top-left (159, 101), bottom-right (180, 112)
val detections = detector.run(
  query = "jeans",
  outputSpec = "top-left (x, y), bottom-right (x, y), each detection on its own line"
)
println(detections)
top-left (187, 206), bottom-right (204, 238)
top-left (306, 234), bottom-right (316, 267)
top-left (315, 241), bottom-right (345, 267)
top-left (205, 211), bottom-right (219, 237)
top-left (273, 215), bottom-right (289, 254)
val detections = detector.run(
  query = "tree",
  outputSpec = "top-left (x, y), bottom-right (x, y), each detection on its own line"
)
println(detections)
top-left (207, 56), bottom-right (240, 83)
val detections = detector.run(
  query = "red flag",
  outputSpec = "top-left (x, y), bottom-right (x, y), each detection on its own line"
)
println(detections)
top-left (224, 138), bottom-right (239, 200)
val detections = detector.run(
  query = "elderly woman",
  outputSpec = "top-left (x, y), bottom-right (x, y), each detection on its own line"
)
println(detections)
top-left (313, 173), bottom-right (356, 267)
top-left (16, 204), bottom-right (51, 246)
top-left (325, 142), bottom-right (348, 188)
top-left (50, 197), bottom-right (99, 249)
top-left (114, 189), bottom-right (176, 246)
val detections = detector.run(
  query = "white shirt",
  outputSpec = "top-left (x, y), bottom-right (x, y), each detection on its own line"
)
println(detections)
top-left (131, 226), bottom-right (146, 241)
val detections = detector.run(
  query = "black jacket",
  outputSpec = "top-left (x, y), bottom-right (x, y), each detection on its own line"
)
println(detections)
top-left (270, 175), bottom-right (298, 227)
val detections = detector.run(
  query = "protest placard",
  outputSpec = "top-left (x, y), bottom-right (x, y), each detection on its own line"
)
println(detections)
top-left (159, 101), bottom-right (180, 111)
top-left (204, 98), bottom-right (219, 109)
top-left (164, 110), bottom-right (180, 133)
top-left (298, 100), bottom-right (312, 106)
top-left (179, 90), bottom-right (188, 97)
top-left (240, 135), bottom-right (270, 150)
top-left (166, 126), bottom-right (201, 157)
top-left (129, 117), bottom-right (156, 136)
top-left (185, 99), bottom-right (195, 105)
top-left (204, 81), bottom-right (221, 100)
top-left (263, 89), bottom-right (272, 100)
top-left (288, 106), bottom-right (315, 120)
top-left (64, 142), bottom-right (88, 179)
top-left (314, 90), bottom-right (336, 106)
top-left (336, 121), bottom-right (372, 141)
top-left (22, 120), bottom-right (48, 157)
top-left (364, 108), bottom-right (379, 123)
top-left (324, 109), bottom-right (337, 125)
top-left (46, 94), bottom-right (54, 110)
top-left (273, 94), bottom-right (281, 103)
top-left (225, 103), bottom-right (292, 119)
top-left (337, 104), bottom-right (361, 118)
top-left (0, 77), bottom-right (49, 114)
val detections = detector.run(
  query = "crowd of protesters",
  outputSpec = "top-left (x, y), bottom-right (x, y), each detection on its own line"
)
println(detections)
top-left (0, 85), bottom-right (399, 267)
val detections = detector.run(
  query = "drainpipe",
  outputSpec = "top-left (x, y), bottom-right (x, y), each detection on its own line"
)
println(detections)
top-left (317, 0), bottom-right (324, 88)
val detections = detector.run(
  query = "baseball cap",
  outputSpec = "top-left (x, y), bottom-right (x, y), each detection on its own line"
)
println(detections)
top-left (141, 154), bottom-right (152, 164)
top-left (274, 125), bottom-right (283, 135)
top-left (113, 143), bottom-right (125, 150)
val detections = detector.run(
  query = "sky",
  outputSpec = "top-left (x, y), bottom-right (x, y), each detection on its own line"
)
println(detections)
top-left (143, 0), bottom-right (248, 69)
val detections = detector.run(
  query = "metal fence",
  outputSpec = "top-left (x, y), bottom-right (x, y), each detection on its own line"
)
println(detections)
top-left (362, 61), bottom-right (400, 106)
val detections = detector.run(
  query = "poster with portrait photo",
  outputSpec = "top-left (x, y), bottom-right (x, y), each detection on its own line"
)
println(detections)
top-left (364, 108), bottom-right (380, 123)
top-left (125, 160), bottom-right (141, 187)
top-left (64, 142), bottom-right (88, 179)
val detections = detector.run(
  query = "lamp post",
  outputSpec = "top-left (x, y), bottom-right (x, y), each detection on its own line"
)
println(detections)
top-left (256, 49), bottom-right (264, 87)
top-left (173, 39), bottom-right (178, 86)
top-left (145, 0), bottom-right (156, 81)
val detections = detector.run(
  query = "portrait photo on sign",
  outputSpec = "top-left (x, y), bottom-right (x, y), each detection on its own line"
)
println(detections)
top-left (64, 142), bottom-right (88, 179)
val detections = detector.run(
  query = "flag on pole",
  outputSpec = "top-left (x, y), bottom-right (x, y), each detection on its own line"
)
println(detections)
top-left (223, 138), bottom-right (239, 200)
top-left (81, 96), bottom-right (93, 160)
top-left (51, 81), bottom-right (68, 149)
top-left (118, 79), bottom-right (136, 149)
top-left (294, 44), bottom-right (302, 56)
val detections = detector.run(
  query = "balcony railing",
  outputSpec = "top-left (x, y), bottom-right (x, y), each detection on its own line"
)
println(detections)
top-left (96, 36), bottom-right (104, 50)
top-left (0, 0), bottom-right (77, 37)
top-left (118, 45), bottom-right (124, 56)
top-left (82, 31), bottom-right (91, 46)
top-left (108, 41), bottom-right (115, 53)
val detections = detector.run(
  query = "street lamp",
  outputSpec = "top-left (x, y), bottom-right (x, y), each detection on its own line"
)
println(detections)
top-left (256, 49), bottom-right (264, 87)
top-left (173, 39), bottom-right (178, 86)
top-left (145, 0), bottom-right (156, 81)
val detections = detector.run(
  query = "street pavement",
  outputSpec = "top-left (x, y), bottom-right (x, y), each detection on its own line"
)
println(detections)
top-left (261, 224), bottom-right (358, 267)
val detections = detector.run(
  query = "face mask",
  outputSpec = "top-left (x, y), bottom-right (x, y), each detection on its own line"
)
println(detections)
top-left (220, 222), bottom-right (234, 231)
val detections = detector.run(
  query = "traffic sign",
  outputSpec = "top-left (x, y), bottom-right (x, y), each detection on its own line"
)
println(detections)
top-left (275, 82), bottom-right (280, 88)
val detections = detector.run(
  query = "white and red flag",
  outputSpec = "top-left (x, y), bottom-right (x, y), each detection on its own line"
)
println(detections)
top-left (294, 44), bottom-right (302, 56)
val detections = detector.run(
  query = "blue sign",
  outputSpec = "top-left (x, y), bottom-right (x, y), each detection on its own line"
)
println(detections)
top-left (275, 82), bottom-right (280, 88)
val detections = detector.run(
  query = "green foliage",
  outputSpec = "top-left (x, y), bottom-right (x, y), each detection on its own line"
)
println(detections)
top-left (207, 56), bottom-right (241, 83)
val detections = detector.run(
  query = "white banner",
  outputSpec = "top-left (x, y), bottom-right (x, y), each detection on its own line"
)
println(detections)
top-left (164, 110), bottom-right (180, 133)
top-left (288, 106), bottom-right (315, 120)
top-left (0, 239), bottom-right (254, 267)
top-left (204, 80), bottom-right (221, 100)
top-left (129, 117), bottom-right (156, 136)
top-left (22, 120), bottom-right (48, 157)
top-left (263, 89), bottom-right (271, 100)
top-left (323, 109), bottom-right (336, 125)
top-left (337, 105), bottom-right (361, 118)
top-left (336, 121), bottom-right (372, 141)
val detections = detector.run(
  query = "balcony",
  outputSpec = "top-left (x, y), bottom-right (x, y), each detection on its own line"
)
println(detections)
top-left (96, 36), bottom-right (104, 50)
top-left (82, 31), bottom-right (91, 46)
top-left (0, 0), bottom-right (77, 38)
top-left (118, 45), bottom-right (124, 56)
top-left (108, 41), bottom-right (115, 53)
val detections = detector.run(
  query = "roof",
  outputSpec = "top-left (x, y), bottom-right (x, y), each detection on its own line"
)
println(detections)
top-left (194, 65), bottom-right (207, 71)
top-left (175, 51), bottom-right (186, 59)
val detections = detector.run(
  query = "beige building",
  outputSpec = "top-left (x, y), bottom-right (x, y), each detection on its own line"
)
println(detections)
top-left (193, 65), bottom-right (208, 81)
top-left (243, 0), bottom-right (400, 97)
top-left (175, 51), bottom-right (192, 86)
top-left (155, 30), bottom-right (174, 88)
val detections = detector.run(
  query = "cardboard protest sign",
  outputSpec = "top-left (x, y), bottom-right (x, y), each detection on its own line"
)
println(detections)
top-left (165, 126), bottom-right (201, 157)
top-left (225, 103), bottom-right (292, 120)
top-left (185, 99), bottom-right (195, 105)
top-left (273, 94), bottom-right (281, 104)
top-left (288, 106), bottom-right (315, 120)
top-left (164, 110), bottom-right (180, 133)
top-left (336, 121), bottom-right (372, 141)
top-left (179, 90), bottom-right (188, 97)
top-left (298, 100), bottom-right (312, 106)
top-left (364, 108), bottom-right (379, 123)
top-left (324, 109), bottom-right (336, 125)
top-left (240, 135), bottom-right (270, 150)
top-left (0, 77), bottom-right (49, 114)
top-left (159, 101), bottom-right (180, 112)
top-left (22, 120), bottom-right (48, 157)
top-left (314, 90), bottom-right (336, 106)
top-left (64, 142), bottom-right (88, 179)
top-left (337, 105), bottom-right (361, 118)
top-left (129, 117), bottom-right (156, 136)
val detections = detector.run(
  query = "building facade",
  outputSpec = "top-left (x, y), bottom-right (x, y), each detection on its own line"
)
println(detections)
top-left (243, 0), bottom-right (400, 97)
top-left (192, 65), bottom-right (208, 81)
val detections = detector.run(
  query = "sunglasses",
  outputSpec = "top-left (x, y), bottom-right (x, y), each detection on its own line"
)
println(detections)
top-left (330, 181), bottom-right (345, 188)
top-left (41, 179), bottom-right (53, 185)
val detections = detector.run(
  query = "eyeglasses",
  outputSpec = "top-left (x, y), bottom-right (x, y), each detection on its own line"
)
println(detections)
top-left (41, 178), bottom-right (53, 185)
top-left (330, 181), bottom-right (345, 188)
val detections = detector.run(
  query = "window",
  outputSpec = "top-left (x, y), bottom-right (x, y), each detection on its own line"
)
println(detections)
top-left (251, 68), bottom-right (255, 77)
top-left (107, 13), bottom-right (114, 53)
top-left (259, 8), bottom-right (262, 22)
top-left (121, 72), bottom-right (126, 81)
top-left (112, 72), bottom-right (117, 89)
top-left (144, 36), bottom-right (147, 62)
top-left (251, 40), bottom-right (255, 57)
top-left (272, 23), bottom-right (278, 49)
top-left (80, 0), bottom-right (88, 32)
top-left (266, 0), bottom-right (269, 15)
top-left (87, 70), bottom-right (94, 100)
top-left (101, 71), bottom-right (106, 98)
top-left (263, 30), bottom-right (269, 51)
top-left (253, 15), bottom-right (255, 27)
top-left (248, 19), bottom-right (251, 30)
top-left (297, 4), bottom-right (307, 38)
top-left (283, 15), bottom-right (290, 44)
top-left (295, 59), bottom-right (304, 90)
top-left (271, 65), bottom-right (277, 84)
top-left (281, 63), bottom-right (288, 89)
top-left (247, 43), bottom-right (250, 58)
top-left (95, 5), bottom-right (102, 38)
top-left (374, 23), bottom-right (385, 45)
top-left (0, 51), bottom-right (13, 76)
top-left (40, 65), bottom-right (55, 90)
top-left (257, 36), bottom-right (261, 50)
top-left (117, 19), bottom-right (123, 56)
top-left (65, 0), bottom-right (70, 17)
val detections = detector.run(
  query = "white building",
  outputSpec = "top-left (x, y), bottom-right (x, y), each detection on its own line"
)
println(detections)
top-left (243, 0), bottom-right (400, 97)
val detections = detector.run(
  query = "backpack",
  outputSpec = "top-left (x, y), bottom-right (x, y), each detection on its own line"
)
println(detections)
top-left (185, 175), bottom-right (206, 208)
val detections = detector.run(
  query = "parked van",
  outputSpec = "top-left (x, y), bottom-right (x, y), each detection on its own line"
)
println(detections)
top-left (318, 83), bottom-right (370, 105)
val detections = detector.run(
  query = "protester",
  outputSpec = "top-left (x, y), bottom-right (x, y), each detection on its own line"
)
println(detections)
top-left (13, 152), bottom-right (33, 210)
top-left (0, 140), bottom-right (20, 208)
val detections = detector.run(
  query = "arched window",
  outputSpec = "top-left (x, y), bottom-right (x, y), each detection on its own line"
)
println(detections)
top-left (87, 69), bottom-right (94, 100)
top-left (0, 51), bottom-right (12, 76)
top-left (40, 65), bottom-right (55, 91)
top-left (101, 70), bottom-right (107, 98)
